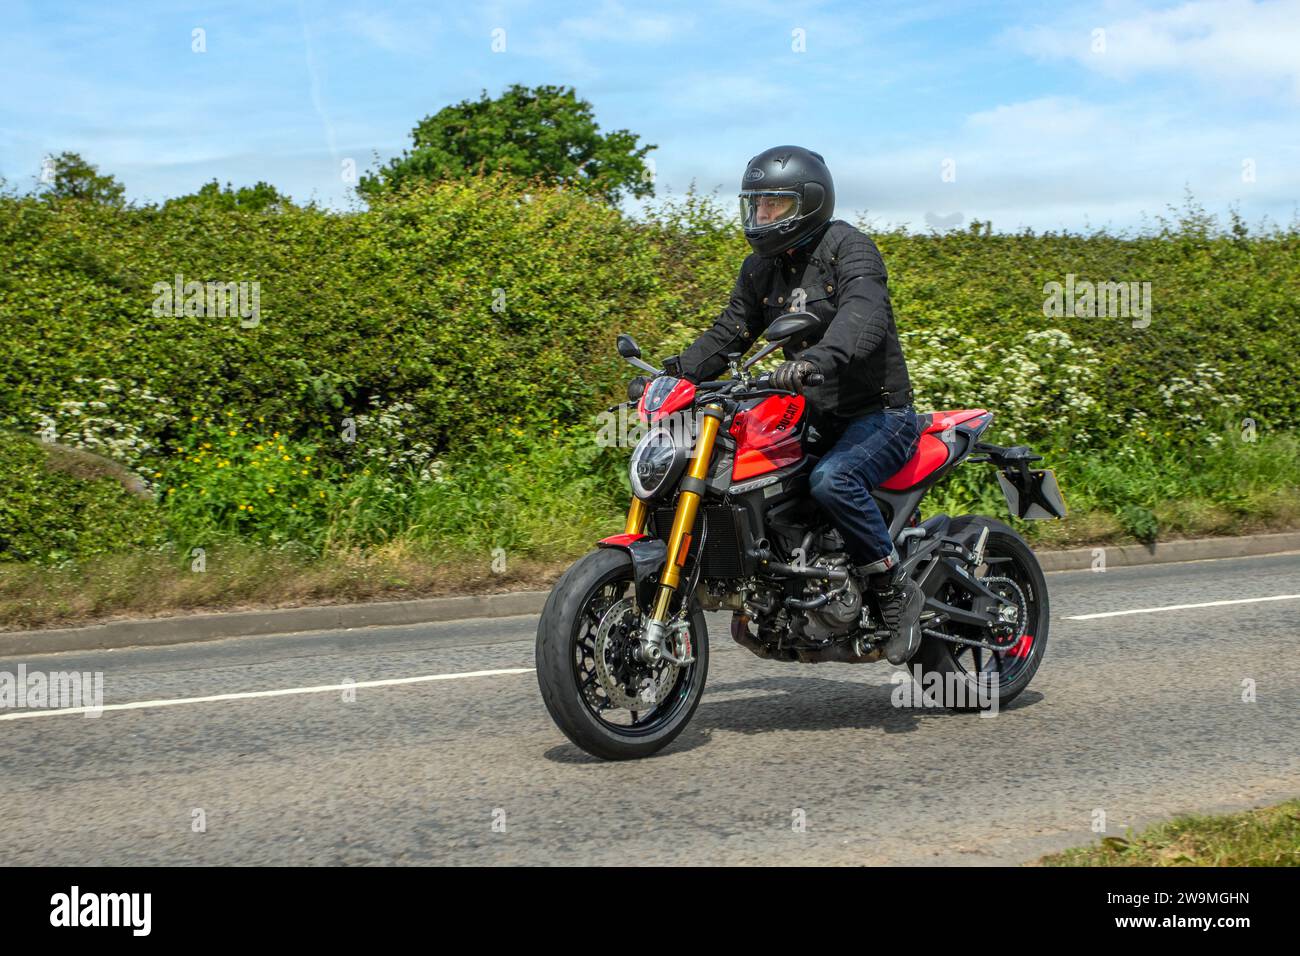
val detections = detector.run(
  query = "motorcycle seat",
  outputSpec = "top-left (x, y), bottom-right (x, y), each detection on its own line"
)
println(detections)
top-left (918, 408), bottom-right (987, 434)
top-left (879, 408), bottom-right (988, 491)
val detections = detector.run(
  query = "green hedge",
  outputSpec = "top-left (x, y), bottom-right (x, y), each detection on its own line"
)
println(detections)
top-left (0, 431), bottom-right (166, 562)
top-left (3, 179), bottom-right (1297, 562)
top-left (2, 178), bottom-right (664, 464)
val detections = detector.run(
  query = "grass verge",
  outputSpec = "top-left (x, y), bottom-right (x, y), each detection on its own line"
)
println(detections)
top-left (1035, 799), bottom-right (1300, 866)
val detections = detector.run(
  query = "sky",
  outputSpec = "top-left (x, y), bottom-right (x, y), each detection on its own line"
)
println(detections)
top-left (2, 0), bottom-right (1298, 232)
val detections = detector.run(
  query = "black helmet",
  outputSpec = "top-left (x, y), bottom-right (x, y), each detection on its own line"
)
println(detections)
top-left (738, 146), bottom-right (835, 257)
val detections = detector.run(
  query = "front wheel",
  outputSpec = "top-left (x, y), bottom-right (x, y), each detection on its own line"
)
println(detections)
top-left (535, 548), bottom-right (709, 760)
top-left (912, 516), bottom-right (1049, 710)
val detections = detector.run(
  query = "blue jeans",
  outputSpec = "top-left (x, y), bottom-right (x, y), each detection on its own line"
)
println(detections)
top-left (808, 406), bottom-right (921, 564)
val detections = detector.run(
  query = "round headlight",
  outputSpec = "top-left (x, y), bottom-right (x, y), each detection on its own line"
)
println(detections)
top-left (629, 425), bottom-right (688, 501)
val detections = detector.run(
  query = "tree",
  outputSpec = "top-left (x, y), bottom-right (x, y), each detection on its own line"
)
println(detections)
top-left (37, 152), bottom-right (126, 206)
top-left (359, 84), bottom-right (655, 204)
top-left (164, 179), bottom-right (293, 213)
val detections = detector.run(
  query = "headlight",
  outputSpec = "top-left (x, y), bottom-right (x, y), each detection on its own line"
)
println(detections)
top-left (629, 425), bottom-right (689, 501)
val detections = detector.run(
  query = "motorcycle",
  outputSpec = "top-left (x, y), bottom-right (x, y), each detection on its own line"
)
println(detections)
top-left (536, 312), bottom-right (1068, 760)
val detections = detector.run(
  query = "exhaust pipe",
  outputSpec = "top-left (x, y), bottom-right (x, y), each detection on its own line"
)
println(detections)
top-left (730, 613), bottom-right (884, 664)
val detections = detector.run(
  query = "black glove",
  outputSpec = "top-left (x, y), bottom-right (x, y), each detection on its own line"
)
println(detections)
top-left (662, 354), bottom-right (699, 385)
top-left (772, 359), bottom-right (817, 394)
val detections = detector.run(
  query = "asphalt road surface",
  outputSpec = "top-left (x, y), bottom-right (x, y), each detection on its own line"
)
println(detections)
top-left (2, 552), bottom-right (1296, 865)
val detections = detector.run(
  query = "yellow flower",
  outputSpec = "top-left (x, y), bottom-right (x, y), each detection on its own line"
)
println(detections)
top-left (153, 471), bottom-right (161, 478)
top-left (305, 456), bottom-right (311, 462)
top-left (168, 487), bottom-right (175, 494)
top-left (282, 455), bottom-right (290, 461)
top-left (191, 415), bottom-right (199, 421)
top-left (273, 431), bottom-right (280, 438)
top-left (267, 487), bottom-right (275, 494)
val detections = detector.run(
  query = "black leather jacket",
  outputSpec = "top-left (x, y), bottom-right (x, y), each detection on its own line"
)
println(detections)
top-left (675, 220), bottom-right (913, 427)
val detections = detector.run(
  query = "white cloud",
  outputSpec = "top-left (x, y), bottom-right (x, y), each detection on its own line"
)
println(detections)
top-left (1010, 0), bottom-right (1300, 98)
top-left (965, 96), bottom-right (1107, 140)
top-left (814, 93), bottom-right (1300, 232)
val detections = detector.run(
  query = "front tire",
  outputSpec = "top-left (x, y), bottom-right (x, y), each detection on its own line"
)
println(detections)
top-left (535, 548), bottom-right (709, 760)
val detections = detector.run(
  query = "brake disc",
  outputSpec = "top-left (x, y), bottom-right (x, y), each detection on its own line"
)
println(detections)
top-left (593, 597), bottom-right (680, 710)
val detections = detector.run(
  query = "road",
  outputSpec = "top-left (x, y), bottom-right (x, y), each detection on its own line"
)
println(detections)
top-left (1, 552), bottom-right (1296, 865)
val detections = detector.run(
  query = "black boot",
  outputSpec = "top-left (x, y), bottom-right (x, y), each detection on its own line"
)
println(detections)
top-left (873, 577), bottom-right (923, 665)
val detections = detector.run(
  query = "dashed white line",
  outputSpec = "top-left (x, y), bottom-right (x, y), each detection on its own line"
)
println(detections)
top-left (0, 667), bottom-right (535, 722)
top-left (1065, 593), bottom-right (1300, 620)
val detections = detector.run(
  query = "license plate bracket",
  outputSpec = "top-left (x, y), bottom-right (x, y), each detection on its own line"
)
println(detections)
top-left (997, 467), bottom-right (1067, 520)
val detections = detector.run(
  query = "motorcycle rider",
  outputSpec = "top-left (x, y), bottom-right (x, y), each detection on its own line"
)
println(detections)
top-left (666, 146), bottom-right (924, 665)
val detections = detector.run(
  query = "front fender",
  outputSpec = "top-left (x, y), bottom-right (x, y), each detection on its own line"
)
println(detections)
top-left (597, 533), bottom-right (667, 613)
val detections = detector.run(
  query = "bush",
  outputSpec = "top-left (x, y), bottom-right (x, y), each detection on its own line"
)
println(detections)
top-left (0, 431), bottom-right (167, 563)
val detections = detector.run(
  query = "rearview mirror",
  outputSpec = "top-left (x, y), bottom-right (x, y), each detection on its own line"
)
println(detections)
top-left (764, 312), bottom-right (820, 343)
top-left (616, 334), bottom-right (641, 359)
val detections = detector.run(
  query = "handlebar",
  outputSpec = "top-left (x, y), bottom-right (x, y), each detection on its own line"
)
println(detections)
top-left (697, 369), bottom-right (821, 391)
top-left (619, 368), bottom-right (825, 414)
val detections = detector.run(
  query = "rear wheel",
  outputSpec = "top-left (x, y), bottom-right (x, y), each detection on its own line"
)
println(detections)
top-left (913, 517), bottom-right (1048, 710)
top-left (535, 548), bottom-right (709, 760)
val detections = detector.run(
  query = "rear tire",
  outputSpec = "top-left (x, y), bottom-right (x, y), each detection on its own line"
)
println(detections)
top-left (912, 516), bottom-right (1049, 710)
top-left (535, 548), bottom-right (709, 760)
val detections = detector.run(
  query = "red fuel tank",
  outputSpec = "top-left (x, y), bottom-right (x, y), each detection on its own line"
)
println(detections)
top-left (730, 394), bottom-right (806, 481)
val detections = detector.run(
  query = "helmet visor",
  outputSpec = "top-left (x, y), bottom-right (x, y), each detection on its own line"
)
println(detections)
top-left (740, 190), bottom-right (801, 233)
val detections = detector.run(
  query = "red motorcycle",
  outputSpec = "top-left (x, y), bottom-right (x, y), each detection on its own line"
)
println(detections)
top-left (536, 313), bottom-right (1067, 760)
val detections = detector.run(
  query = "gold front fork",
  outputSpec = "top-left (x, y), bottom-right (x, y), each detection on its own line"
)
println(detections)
top-left (649, 404), bottom-right (724, 624)
top-left (624, 496), bottom-right (648, 536)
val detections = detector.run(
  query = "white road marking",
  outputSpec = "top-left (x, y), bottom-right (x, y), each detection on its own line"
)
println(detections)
top-left (0, 667), bottom-right (536, 722)
top-left (1065, 593), bottom-right (1300, 620)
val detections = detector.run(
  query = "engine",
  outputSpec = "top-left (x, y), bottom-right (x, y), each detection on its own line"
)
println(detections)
top-left (800, 557), bottom-right (863, 641)
top-left (701, 542), bottom-right (885, 664)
